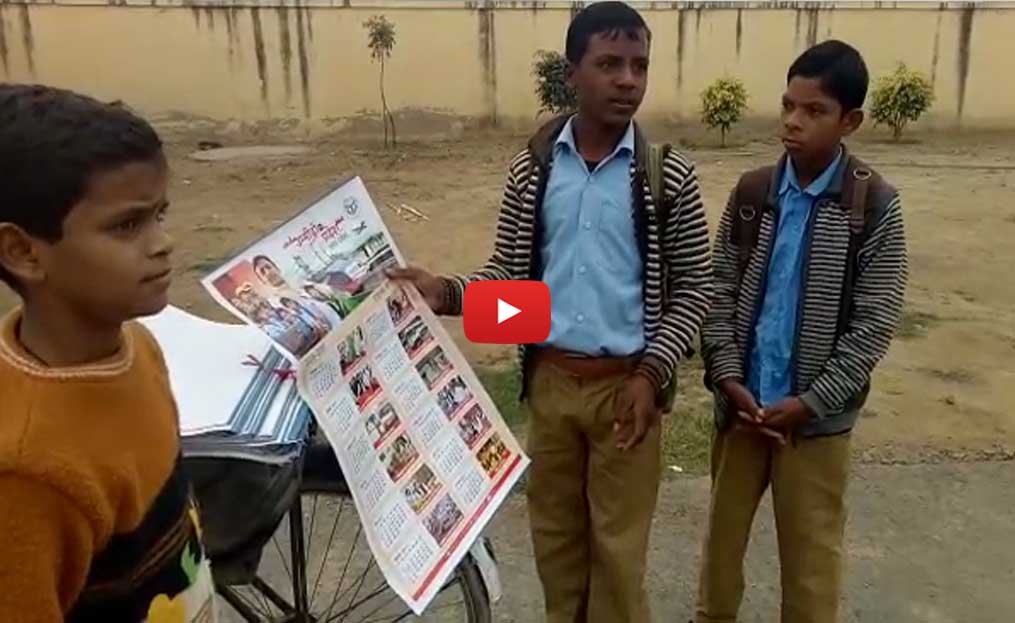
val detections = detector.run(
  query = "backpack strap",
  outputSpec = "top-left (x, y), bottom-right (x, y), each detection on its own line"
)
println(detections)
top-left (836, 155), bottom-right (894, 336)
top-left (729, 166), bottom-right (775, 279)
top-left (645, 142), bottom-right (672, 223)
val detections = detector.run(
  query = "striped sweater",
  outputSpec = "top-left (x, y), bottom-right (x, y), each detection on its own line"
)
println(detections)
top-left (701, 149), bottom-right (909, 437)
top-left (438, 116), bottom-right (714, 397)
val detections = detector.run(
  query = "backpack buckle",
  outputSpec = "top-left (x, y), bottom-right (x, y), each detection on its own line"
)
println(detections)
top-left (853, 168), bottom-right (872, 181)
top-left (738, 205), bottom-right (757, 221)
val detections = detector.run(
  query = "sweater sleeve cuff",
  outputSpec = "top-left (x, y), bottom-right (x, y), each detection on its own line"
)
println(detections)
top-left (438, 276), bottom-right (465, 316)
top-left (800, 389), bottom-right (831, 420)
top-left (635, 354), bottom-right (672, 393)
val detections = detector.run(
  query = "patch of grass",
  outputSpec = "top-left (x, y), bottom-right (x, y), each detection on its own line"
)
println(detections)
top-left (897, 308), bottom-right (941, 339)
top-left (661, 361), bottom-right (715, 475)
top-left (475, 366), bottom-right (526, 431)
top-left (661, 403), bottom-right (714, 476)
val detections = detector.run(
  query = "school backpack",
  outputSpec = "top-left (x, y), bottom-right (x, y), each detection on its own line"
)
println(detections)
top-left (727, 154), bottom-right (895, 337)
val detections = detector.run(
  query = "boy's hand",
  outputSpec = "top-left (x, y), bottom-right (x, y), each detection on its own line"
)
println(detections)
top-left (719, 379), bottom-right (787, 444)
top-left (613, 374), bottom-right (660, 452)
top-left (761, 397), bottom-right (813, 432)
top-left (717, 379), bottom-right (764, 422)
top-left (386, 266), bottom-right (445, 312)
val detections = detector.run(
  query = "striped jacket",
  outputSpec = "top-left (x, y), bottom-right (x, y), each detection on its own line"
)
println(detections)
top-left (438, 116), bottom-right (714, 398)
top-left (701, 149), bottom-right (909, 437)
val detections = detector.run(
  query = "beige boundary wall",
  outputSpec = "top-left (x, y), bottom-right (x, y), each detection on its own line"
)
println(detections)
top-left (0, 1), bottom-right (1013, 129)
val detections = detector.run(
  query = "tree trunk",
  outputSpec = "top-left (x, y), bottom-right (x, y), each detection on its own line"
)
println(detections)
top-left (721, 125), bottom-right (727, 148)
top-left (892, 123), bottom-right (903, 142)
top-left (380, 58), bottom-right (389, 148)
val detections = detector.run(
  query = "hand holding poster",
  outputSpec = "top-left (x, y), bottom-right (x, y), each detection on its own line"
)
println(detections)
top-left (201, 177), bottom-right (528, 614)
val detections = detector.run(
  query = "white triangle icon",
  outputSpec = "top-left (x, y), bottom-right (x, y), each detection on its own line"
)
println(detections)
top-left (497, 299), bottom-right (521, 325)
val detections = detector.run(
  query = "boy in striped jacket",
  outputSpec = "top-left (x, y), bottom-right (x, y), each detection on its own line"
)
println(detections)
top-left (697, 41), bottom-right (909, 623)
top-left (391, 3), bottom-right (713, 621)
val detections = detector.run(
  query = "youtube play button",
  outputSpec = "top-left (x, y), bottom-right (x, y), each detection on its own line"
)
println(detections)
top-left (464, 281), bottom-right (551, 345)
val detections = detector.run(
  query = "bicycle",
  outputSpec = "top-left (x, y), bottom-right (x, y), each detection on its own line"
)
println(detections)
top-left (194, 437), bottom-right (494, 623)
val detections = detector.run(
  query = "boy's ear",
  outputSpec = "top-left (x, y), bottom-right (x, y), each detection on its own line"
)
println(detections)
top-left (566, 61), bottom-right (577, 88)
top-left (0, 223), bottom-right (46, 287)
top-left (842, 108), bottom-right (865, 136)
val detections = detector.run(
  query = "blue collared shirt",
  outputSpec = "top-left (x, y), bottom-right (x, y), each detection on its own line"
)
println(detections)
top-left (748, 149), bottom-right (843, 406)
top-left (539, 117), bottom-right (645, 356)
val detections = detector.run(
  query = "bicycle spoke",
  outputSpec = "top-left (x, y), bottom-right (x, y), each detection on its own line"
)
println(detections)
top-left (320, 523), bottom-right (362, 622)
top-left (305, 494), bottom-right (321, 553)
top-left (310, 496), bottom-right (345, 610)
top-left (336, 558), bottom-right (376, 622)
top-left (272, 533), bottom-right (294, 583)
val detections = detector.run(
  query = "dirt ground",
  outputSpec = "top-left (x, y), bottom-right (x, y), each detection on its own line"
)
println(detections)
top-left (4, 122), bottom-right (1012, 457)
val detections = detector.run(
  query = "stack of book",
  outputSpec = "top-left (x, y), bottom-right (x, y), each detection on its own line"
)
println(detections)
top-left (141, 305), bottom-right (311, 463)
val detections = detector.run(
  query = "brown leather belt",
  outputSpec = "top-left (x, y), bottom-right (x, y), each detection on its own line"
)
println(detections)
top-left (532, 346), bottom-right (640, 381)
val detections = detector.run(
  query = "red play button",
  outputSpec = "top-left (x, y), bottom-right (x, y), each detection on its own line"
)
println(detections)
top-left (463, 281), bottom-right (551, 345)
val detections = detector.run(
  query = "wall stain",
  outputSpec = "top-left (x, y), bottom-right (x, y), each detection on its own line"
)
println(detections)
top-left (251, 7), bottom-right (269, 106)
top-left (191, 7), bottom-right (201, 30)
top-left (676, 9), bottom-right (685, 90)
top-left (694, 6), bottom-right (702, 37)
top-left (224, 7), bottom-right (235, 67)
top-left (735, 8), bottom-right (742, 58)
top-left (304, 6), bottom-right (314, 43)
top-left (794, 8), bottom-right (801, 48)
top-left (0, 7), bottom-right (8, 75)
top-left (478, 7), bottom-right (498, 125)
top-left (956, 6), bottom-right (974, 120)
top-left (930, 6), bottom-right (943, 87)
top-left (295, 6), bottom-right (311, 117)
top-left (205, 7), bottom-right (215, 31)
top-left (805, 7), bottom-right (819, 48)
top-left (18, 4), bottom-right (33, 76)
top-left (277, 7), bottom-right (293, 102)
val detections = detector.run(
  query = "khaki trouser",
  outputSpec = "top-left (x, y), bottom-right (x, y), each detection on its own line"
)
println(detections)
top-left (696, 427), bottom-right (852, 623)
top-left (526, 359), bottom-right (661, 623)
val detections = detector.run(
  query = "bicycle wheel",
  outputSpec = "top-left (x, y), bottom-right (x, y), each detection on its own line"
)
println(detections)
top-left (216, 487), bottom-right (492, 623)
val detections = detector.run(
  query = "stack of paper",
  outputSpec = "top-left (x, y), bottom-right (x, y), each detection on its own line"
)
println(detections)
top-left (140, 305), bottom-right (311, 463)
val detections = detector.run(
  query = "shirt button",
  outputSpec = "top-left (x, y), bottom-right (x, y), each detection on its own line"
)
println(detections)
top-left (583, 221), bottom-right (592, 230)
top-left (576, 313), bottom-right (585, 323)
top-left (578, 265), bottom-right (587, 275)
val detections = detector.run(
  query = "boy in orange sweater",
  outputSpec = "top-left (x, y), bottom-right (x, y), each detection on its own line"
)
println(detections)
top-left (0, 85), bottom-right (216, 622)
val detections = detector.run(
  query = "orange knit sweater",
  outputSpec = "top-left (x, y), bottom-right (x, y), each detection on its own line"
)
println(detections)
top-left (0, 311), bottom-right (216, 622)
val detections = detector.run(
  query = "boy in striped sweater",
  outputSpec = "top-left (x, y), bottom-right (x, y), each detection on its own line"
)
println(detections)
top-left (391, 3), bottom-right (713, 621)
top-left (697, 41), bottom-right (908, 623)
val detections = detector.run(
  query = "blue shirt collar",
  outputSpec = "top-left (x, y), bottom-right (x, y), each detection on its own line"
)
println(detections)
top-left (555, 115), bottom-right (635, 162)
top-left (780, 146), bottom-right (843, 197)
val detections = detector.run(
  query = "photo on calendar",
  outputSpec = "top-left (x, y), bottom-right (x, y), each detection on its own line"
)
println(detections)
top-left (436, 376), bottom-right (473, 420)
top-left (457, 404), bottom-right (493, 450)
top-left (350, 364), bottom-right (382, 409)
top-left (365, 402), bottom-right (401, 449)
top-left (415, 347), bottom-right (453, 391)
top-left (386, 286), bottom-right (413, 327)
top-left (380, 433), bottom-right (420, 483)
top-left (402, 464), bottom-right (442, 515)
top-left (477, 432), bottom-right (512, 478)
top-left (338, 326), bottom-right (367, 375)
top-left (423, 494), bottom-right (465, 547)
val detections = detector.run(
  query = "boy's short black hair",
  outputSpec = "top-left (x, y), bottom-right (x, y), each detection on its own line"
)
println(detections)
top-left (787, 40), bottom-right (870, 112)
top-left (0, 84), bottom-right (163, 288)
top-left (565, 1), bottom-right (651, 64)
